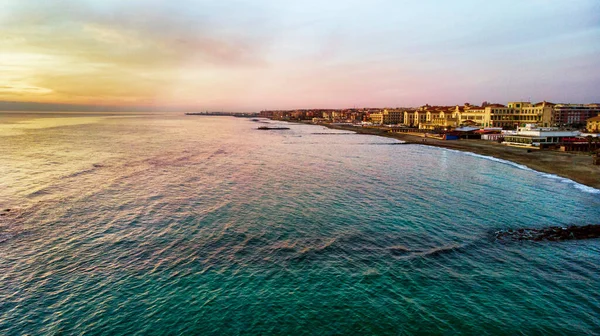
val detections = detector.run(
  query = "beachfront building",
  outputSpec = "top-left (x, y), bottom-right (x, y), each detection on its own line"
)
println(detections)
top-left (419, 108), bottom-right (459, 129)
top-left (553, 104), bottom-right (600, 127)
top-left (369, 110), bottom-right (383, 125)
top-left (587, 115), bottom-right (600, 133)
top-left (370, 109), bottom-right (404, 125)
top-left (447, 102), bottom-right (554, 129)
top-left (259, 110), bottom-right (275, 118)
top-left (412, 102), bottom-right (553, 130)
top-left (484, 102), bottom-right (554, 129)
top-left (502, 124), bottom-right (580, 147)
top-left (452, 104), bottom-right (487, 127)
top-left (403, 110), bottom-right (425, 127)
top-left (417, 103), bottom-right (499, 129)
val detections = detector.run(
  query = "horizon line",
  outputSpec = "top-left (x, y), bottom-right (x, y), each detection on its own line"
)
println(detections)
top-left (1, 99), bottom-right (599, 113)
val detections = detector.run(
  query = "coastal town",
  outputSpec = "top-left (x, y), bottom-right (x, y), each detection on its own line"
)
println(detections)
top-left (252, 101), bottom-right (600, 189)
top-left (259, 101), bottom-right (600, 153)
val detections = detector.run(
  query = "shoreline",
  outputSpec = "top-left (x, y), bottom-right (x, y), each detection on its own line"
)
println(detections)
top-left (304, 122), bottom-right (600, 191)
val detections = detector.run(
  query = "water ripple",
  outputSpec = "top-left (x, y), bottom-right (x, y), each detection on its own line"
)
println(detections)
top-left (0, 114), bottom-right (599, 335)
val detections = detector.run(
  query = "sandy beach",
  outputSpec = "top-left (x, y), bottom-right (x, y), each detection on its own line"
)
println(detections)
top-left (322, 124), bottom-right (600, 190)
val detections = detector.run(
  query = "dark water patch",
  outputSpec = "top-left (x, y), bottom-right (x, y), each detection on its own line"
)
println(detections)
top-left (387, 244), bottom-right (470, 260)
top-left (414, 244), bottom-right (467, 258)
top-left (494, 225), bottom-right (600, 242)
top-left (139, 152), bottom-right (209, 168)
top-left (207, 148), bottom-right (227, 160)
top-left (27, 188), bottom-right (53, 198)
top-left (388, 245), bottom-right (412, 256)
top-left (64, 166), bottom-right (101, 179)
top-left (361, 142), bottom-right (406, 145)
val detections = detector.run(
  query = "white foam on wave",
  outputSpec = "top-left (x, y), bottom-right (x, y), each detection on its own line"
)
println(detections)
top-left (438, 147), bottom-right (600, 195)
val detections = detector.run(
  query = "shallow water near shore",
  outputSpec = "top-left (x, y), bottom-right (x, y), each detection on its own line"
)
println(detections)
top-left (1, 113), bottom-right (600, 335)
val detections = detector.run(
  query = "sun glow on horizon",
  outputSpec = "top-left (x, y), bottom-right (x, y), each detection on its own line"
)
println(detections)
top-left (1, 0), bottom-right (599, 111)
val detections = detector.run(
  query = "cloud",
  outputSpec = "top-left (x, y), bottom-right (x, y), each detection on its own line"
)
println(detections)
top-left (0, 0), bottom-right (274, 104)
top-left (1, 0), bottom-right (270, 69)
top-left (0, 0), bottom-right (599, 109)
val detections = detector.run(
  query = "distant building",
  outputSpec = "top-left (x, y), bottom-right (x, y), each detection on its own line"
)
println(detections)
top-left (370, 109), bottom-right (403, 125)
top-left (587, 115), bottom-right (600, 133)
top-left (554, 104), bottom-right (600, 127)
top-left (259, 110), bottom-right (274, 118)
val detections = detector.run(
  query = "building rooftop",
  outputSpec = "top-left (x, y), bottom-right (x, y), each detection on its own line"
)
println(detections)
top-left (588, 116), bottom-right (600, 122)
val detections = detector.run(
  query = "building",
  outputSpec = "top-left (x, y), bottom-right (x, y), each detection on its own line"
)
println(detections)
top-left (587, 115), bottom-right (600, 133)
top-left (403, 105), bottom-right (453, 129)
top-left (411, 102), bottom-right (554, 130)
top-left (484, 102), bottom-right (554, 129)
top-left (554, 104), bottom-right (600, 127)
top-left (403, 110), bottom-right (426, 127)
top-left (502, 124), bottom-right (580, 147)
top-left (418, 105), bottom-right (458, 129)
top-left (453, 104), bottom-right (486, 127)
top-left (370, 109), bottom-right (404, 125)
top-left (259, 110), bottom-right (274, 118)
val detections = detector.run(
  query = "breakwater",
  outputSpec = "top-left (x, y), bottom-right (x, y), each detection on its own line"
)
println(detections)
top-left (495, 225), bottom-right (600, 242)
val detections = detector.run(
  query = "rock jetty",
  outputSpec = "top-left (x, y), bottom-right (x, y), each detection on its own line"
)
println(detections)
top-left (257, 126), bottom-right (290, 130)
top-left (494, 225), bottom-right (600, 242)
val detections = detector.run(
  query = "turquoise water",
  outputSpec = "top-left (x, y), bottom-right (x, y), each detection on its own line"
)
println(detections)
top-left (1, 113), bottom-right (600, 335)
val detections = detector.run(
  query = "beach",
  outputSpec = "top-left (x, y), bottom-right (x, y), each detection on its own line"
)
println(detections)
top-left (322, 124), bottom-right (600, 190)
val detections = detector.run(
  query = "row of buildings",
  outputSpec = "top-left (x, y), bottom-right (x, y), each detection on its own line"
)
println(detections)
top-left (260, 102), bottom-right (600, 131)
top-left (379, 102), bottom-right (600, 130)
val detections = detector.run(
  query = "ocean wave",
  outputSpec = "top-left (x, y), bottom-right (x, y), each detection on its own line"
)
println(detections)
top-left (414, 244), bottom-right (466, 258)
top-left (442, 148), bottom-right (600, 195)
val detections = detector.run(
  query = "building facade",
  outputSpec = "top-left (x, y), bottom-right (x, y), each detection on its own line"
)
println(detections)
top-left (370, 109), bottom-right (404, 125)
top-left (410, 102), bottom-right (554, 130)
top-left (554, 104), bottom-right (600, 127)
top-left (483, 102), bottom-right (554, 129)
top-left (502, 124), bottom-right (580, 147)
top-left (587, 115), bottom-right (600, 133)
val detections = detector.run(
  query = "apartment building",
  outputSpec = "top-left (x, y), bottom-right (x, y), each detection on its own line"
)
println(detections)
top-left (370, 109), bottom-right (404, 125)
top-left (587, 115), bottom-right (600, 133)
top-left (554, 104), bottom-right (600, 127)
top-left (483, 102), bottom-right (554, 129)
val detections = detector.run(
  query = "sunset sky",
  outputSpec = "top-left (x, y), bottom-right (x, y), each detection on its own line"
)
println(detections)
top-left (1, 0), bottom-right (599, 111)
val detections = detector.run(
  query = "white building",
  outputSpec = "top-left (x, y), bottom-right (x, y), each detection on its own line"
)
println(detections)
top-left (503, 124), bottom-right (580, 147)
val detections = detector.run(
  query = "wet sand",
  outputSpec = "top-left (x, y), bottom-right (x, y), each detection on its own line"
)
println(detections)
top-left (322, 124), bottom-right (600, 190)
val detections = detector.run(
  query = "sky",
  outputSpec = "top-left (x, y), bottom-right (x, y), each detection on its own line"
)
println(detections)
top-left (1, 0), bottom-right (599, 111)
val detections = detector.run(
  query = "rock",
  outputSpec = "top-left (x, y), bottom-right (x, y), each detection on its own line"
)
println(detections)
top-left (495, 225), bottom-right (600, 242)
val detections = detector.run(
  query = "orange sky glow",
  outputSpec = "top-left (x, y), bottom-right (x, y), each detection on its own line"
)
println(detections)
top-left (1, 0), bottom-right (599, 111)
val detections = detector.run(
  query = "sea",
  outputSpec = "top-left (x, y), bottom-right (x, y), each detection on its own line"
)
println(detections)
top-left (1, 112), bottom-right (599, 335)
